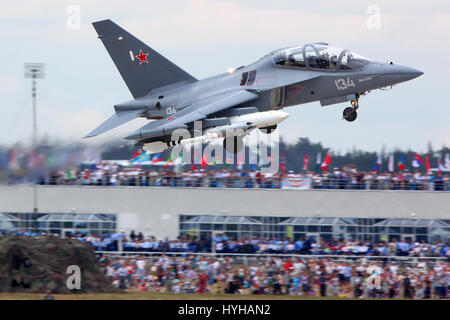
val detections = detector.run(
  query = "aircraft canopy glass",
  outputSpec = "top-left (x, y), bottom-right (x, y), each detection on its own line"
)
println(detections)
top-left (273, 44), bottom-right (371, 71)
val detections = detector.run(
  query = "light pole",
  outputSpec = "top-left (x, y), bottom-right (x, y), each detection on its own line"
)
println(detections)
top-left (24, 63), bottom-right (45, 231)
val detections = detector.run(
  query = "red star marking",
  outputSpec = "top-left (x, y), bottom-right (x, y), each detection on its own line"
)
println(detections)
top-left (135, 49), bottom-right (149, 65)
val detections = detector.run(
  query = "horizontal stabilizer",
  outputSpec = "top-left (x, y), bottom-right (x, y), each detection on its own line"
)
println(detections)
top-left (84, 110), bottom-right (143, 138)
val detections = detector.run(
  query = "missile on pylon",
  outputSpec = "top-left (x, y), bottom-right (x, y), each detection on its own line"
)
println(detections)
top-left (142, 110), bottom-right (289, 154)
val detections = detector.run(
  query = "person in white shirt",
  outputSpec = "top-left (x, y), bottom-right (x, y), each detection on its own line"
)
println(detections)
top-left (136, 256), bottom-right (146, 274)
top-left (118, 264), bottom-right (128, 289)
top-left (389, 262), bottom-right (398, 277)
top-left (358, 243), bottom-right (369, 254)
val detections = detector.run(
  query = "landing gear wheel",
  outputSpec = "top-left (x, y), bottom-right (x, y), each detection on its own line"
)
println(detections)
top-left (259, 125), bottom-right (277, 134)
top-left (223, 136), bottom-right (244, 154)
top-left (343, 107), bottom-right (357, 122)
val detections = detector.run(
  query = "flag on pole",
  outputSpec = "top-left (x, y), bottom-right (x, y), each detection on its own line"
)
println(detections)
top-left (131, 150), bottom-right (149, 164)
top-left (425, 155), bottom-right (431, 173)
top-left (237, 152), bottom-right (244, 170)
top-left (192, 150), bottom-right (198, 171)
top-left (27, 151), bottom-right (37, 170)
top-left (9, 149), bottom-right (19, 171)
top-left (373, 154), bottom-right (382, 171)
top-left (316, 152), bottom-right (322, 170)
top-left (445, 153), bottom-right (450, 169)
top-left (27, 151), bottom-right (36, 169)
top-left (27, 152), bottom-right (45, 170)
top-left (321, 153), bottom-right (332, 171)
top-left (151, 153), bottom-right (163, 164)
top-left (411, 153), bottom-right (423, 168)
top-left (302, 153), bottom-right (309, 171)
top-left (280, 153), bottom-right (286, 174)
top-left (130, 150), bottom-right (140, 161)
top-left (163, 153), bottom-right (173, 169)
top-left (388, 154), bottom-right (394, 172)
top-left (437, 154), bottom-right (444, 173)
top-left (201, 153), bottom-right (208, 170)
top-left (397, 155), bottom-right (405, 170)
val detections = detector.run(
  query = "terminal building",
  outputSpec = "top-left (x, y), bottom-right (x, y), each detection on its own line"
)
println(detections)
top-left (0, 185), bottom-right (449, 243)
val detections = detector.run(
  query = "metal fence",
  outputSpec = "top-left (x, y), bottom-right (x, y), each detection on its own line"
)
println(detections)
top-left (95, 251), bottom-right (448, 268)
top-left (37, 175), bottom-right (450, 191)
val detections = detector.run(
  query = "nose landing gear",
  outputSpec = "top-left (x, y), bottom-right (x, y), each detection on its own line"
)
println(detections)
top-left (343, 99), bottom-right (359, 122)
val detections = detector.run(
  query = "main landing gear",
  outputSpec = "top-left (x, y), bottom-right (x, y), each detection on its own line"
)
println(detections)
top-left (343, 99), bottom-right (359, 122)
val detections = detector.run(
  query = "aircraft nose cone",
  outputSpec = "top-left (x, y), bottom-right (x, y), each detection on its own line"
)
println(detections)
top-left (402, 66), bottom-right (424, 80)
top-left (378, 63), bottom-right (424, 85)
top-left (390, 65), bottom-right (423, 82)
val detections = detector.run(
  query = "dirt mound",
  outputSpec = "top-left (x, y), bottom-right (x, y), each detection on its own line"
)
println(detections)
top-left (0, 236), bottom-right (121, 294)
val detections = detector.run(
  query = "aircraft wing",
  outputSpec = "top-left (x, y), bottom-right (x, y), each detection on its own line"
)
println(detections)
top-left (84, 110), bottom-right (144, 138)
top-left (125, 90), bottom-right (258, 140)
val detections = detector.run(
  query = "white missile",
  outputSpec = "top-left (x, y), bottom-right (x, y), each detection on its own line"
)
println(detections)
top-left (143, 110), bottom-right (289, 154)
top-left (229, 110), bottom-right (289, 129)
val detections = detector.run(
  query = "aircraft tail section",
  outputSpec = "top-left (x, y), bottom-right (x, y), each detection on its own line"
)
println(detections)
top-left (93, 19), bottom-right (197, 98)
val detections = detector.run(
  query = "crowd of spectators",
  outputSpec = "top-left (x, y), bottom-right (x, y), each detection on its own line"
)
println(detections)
top-left (98, 253), bottom-right (450, 298)
top-left (38, 162), bottom-right (450, 191)
top-left (2, 231), bottom-right (448, 298)
top-left (5, 230), bottom-right (449, 259)
top-left (73, 231), bottom-right (450, 259)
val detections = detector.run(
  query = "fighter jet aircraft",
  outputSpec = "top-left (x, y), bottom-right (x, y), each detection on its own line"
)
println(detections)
top-left (86, 19), bottom-right (423, 153)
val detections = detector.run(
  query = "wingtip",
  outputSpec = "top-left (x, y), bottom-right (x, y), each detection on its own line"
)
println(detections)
top-left (83, 130), bottom-right (98, 139)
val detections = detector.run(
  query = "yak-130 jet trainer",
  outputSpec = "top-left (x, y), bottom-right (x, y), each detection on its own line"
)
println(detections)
top-left (86, 19), bottom-right (423, 153)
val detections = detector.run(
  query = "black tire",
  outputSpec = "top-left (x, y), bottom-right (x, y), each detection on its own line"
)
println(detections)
top-left (223, 136), bottom-right (244, 154)
top-left (343, 107), bottom-right (357, 122)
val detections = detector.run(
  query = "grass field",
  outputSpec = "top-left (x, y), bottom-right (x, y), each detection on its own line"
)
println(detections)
top-left (0, 291), bottom-right (353, 300)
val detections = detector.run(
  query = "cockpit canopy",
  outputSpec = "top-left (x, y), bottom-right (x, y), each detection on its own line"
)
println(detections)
top-left (273, 43), bottom-right (371, 71)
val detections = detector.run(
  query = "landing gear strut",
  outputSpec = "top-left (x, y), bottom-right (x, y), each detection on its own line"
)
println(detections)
top-left (343, 99), bottom-right (359, 122)
top-left (259, 124), bottom-right (277, 134)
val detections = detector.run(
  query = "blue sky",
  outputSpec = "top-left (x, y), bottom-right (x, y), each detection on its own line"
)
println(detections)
top-left (1, 0), bottom-right (449, 153)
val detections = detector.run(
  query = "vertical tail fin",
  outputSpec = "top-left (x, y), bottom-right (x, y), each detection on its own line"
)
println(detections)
top-left (92, 19), bottom-right (196, 98)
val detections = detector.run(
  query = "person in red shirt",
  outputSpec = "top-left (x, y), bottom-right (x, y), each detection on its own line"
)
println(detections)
top-left (283, 258), bottom-right (293, 272)
top-left (198, 272), bottom-right (208, 293)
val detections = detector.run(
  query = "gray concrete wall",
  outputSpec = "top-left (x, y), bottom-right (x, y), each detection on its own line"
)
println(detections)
top-left (0, 185), bottom-right (449, 238)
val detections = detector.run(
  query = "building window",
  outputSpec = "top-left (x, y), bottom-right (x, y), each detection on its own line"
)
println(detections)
top-left (178, 215), bottom-right (449, 243)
